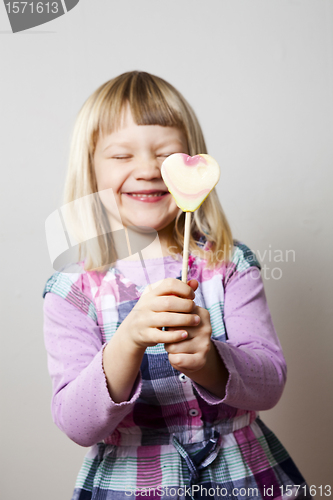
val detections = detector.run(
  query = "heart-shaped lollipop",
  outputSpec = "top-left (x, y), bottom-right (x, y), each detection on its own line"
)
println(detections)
top-left (161, 153), bottom-right (220, 212)
top-left (161, 153), bottom-right (220, 282)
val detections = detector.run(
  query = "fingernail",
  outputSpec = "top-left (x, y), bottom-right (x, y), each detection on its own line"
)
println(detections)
top-left (194, 315), bottom-right (200, 324)
top-left (181, 331), bottom-right (188, 338)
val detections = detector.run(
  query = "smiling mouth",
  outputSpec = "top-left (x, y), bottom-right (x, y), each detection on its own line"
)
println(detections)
top-left (124, 190), bottom-right (168, 197)
top-left (129, 192), bottom-right (167, 198)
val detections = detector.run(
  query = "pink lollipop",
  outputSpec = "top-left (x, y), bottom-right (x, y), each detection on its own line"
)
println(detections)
top-left (161, 153), bottom-right (220, 282)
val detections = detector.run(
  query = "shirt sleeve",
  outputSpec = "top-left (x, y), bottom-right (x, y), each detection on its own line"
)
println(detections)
top-left (43, 292), bottom-right (142, 447)
top-left (193, 266), bottom-right (287, 411)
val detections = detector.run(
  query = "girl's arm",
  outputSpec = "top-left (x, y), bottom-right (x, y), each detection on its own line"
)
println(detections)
top-left (44, 292), bottom-right (141, 447)
top-left (215, 265), bottom-right (287, 410)
top-left (44, 278), bottom-right (199, 446)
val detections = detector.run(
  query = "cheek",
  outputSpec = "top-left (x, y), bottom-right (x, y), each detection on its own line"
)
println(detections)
top-left (95, 168), bottom-right (114, 190)
top-left (98, 188), bottom-right (122, 225)
top-left (94, 158), bottom-right (119, 190)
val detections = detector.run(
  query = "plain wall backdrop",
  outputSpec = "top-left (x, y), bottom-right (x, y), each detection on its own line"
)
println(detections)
top-left (1, 1), bottom-right (332, 499)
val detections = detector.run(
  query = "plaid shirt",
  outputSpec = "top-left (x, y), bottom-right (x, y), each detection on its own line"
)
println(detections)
top-left (43, 241), bottom-right (309, 499)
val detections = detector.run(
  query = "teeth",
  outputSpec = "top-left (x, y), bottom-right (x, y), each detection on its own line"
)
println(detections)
top-left (130, 193), bottom-right (164, 197)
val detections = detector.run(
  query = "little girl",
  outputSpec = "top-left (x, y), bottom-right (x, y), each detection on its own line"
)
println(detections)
top-left (43, 71), bottom-right (310, 500)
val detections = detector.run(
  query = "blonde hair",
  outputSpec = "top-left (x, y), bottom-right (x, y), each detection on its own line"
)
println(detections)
top-left (63, 71), bottom-right (233, 271)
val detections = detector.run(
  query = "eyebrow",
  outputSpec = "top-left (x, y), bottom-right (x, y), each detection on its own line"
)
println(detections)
top-left (155, 138), bottom-right (185, 149)
top-left (102, 141), bottom-right (132, 152)
top-left (102, 138), bottom-right (185, 153)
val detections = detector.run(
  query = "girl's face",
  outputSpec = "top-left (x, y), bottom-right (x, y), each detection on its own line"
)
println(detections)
top-left (94, 105), bottom-right (188, 243)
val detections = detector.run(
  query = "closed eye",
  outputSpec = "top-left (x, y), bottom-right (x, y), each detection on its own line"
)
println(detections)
top-left (157, 153), bottom-right (179, 158)
top-left (111, 155), bottom-right (132, 160)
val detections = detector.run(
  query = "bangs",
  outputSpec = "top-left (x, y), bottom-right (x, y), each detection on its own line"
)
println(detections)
top-left (96, 72), bottom-right (185, 139)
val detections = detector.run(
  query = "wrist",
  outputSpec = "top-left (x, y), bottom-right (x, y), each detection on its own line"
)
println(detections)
top-left (115, 316), bottom-right (147, 355)
top-left (115, 327), bottom-right (146, 358)
top-left (102, 327), bottom-right (145, 403)
top-left (185, 341), bottom-right (228, 399)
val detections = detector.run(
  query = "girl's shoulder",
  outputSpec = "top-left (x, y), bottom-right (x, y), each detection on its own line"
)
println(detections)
top-left (220, 239), bottom-right (261, 287)
top-left (198, 234), bottom-right (260, 272)
top-left (42, 261), bottom-right (106, 322)
top-left (189, 237), bottom-right (261, 287)
top-left (231, 239), bottom-right (261, 271)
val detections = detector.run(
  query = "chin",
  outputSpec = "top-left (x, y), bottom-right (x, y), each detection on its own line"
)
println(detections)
top-left (128, 225), bottom-right (159, 234)
top-left (123, 219), bottom-right (158, 231)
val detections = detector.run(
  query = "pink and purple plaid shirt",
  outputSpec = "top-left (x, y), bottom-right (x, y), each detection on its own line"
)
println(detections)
top-left (43, 241), bottom-right (309, 500)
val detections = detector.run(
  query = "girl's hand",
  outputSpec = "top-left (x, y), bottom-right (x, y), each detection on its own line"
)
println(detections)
top-left (118, 278), bottom-right (201, 350)
top-left (164, 279), bottom-right (229, 399)
top-left (164, 303), bottom-right (213, 373)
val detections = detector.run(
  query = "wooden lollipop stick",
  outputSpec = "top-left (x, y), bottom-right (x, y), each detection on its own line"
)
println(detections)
top-left (182, 212), bottom-right (191, 283)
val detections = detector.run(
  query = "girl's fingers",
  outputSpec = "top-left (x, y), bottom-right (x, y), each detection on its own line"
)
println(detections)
top-left (187, 279), bottom-right (199, 292)
top-left (152, 296), bottom-right (195, 313)
top-left (154, 278), bottom-right (195, 300)
top-left (164, 338), bottom-right (198, 355)
top-left (152, 311), bottom-right (200, 329)
top-left (167, 352), bottom-right (203, 372)
top-left (148, 328), bottom-right (188, 345)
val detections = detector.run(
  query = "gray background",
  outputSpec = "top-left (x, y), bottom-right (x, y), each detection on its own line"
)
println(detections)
top-left (1, 1), bottom-right (332, 499)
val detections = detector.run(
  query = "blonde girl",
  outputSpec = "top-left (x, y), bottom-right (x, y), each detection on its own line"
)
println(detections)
top-left (44, 71), bottom-right (310, 500)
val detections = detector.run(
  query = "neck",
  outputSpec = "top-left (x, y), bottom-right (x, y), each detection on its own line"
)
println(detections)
top-left (157, 222), bottom-right (181, 257)
top-left (114, 224), bottom-right (181, 262)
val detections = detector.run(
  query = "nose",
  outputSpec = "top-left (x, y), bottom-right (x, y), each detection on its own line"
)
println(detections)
top-left (133, 156), bottom-right (161, 180)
